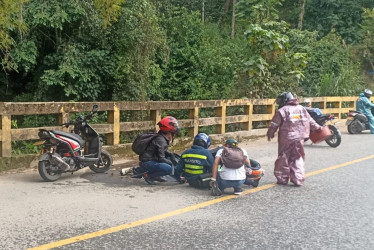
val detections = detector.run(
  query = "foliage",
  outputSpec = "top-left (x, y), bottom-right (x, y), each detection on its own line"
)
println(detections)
top-left (0, 0), bottom-right (29, 71)
top-left (238, 1), bottom-right (307, 98)
top-left (94, 0), bottom-right (126, 28)
top-left (1, 0), bottom-right (374, 105)
top-left (302, 31), bottom-right (365, 96)
top-left (110, 0), bottom-right (168, 101)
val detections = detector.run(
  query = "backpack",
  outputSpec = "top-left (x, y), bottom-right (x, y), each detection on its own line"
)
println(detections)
top-left (221, 147), bottom-right (246, 169)
top-left (131, 132), bottom-right (158, 155)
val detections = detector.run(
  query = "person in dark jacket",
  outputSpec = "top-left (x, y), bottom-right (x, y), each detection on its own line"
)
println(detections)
top-left (140, 116), bottom-right (180, 185)
top-left (174, 133), bottom-right (214, 189)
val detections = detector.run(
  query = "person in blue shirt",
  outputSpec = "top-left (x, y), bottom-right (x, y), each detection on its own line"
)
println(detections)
top-left (174, 133), bottom-right (214, 189)
top-left (356, 89), bottom-right (374, 134)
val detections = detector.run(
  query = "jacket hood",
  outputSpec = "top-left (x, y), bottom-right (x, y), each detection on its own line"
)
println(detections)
top-left (286, 99), bottom-right (299, 106)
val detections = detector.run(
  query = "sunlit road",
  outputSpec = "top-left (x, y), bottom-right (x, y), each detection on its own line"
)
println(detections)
top-left (1, 124), bottom-right (374, 250)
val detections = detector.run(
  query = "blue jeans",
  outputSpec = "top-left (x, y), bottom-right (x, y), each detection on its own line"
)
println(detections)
top-left (217, 175), bottom-right (245, 191)
top-left (141, 161), bottom-right (172, 178)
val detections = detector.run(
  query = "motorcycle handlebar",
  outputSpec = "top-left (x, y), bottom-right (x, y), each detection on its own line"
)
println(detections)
top-left (60, 105), bottom-right (98, 127)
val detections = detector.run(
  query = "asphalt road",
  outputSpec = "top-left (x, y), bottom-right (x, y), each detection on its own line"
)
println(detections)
top-left (1, 124), bottom-right (374, 250)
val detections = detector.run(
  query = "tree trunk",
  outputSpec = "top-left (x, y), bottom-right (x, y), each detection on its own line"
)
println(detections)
top-left (202, 0), bottom-right (205, 23)
top-left (231, 0), bottom-right (236, 39)
top-left (221, 0), bottom-right (231, 28)
top-left (298, 0), bottom-right (306, 30)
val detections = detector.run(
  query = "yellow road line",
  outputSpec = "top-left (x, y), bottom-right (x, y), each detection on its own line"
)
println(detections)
top-left (28, 154), bottom-right (374, 250)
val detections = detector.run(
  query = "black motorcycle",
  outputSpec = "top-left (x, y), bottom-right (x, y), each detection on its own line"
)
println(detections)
top-left (306, 108), bottom-right (341, 148)
top-left (35, 105), bottom-right (112, 182)
top-left (346, 109), bottom-right (374, 134)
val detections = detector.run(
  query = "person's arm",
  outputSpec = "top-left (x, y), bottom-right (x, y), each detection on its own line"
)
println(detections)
top-left (211, 156), bottom-right (221, 181)
top-left (206, 151), bottom-right (214, 173)
top-left (267, 111), bottom-right (282, 141)
top-left (154, 136), bottom-right (173, 165)
top-left (363, 97), bottom-right (374, 108)
top-left (305, 109), bottom-right (322, 131)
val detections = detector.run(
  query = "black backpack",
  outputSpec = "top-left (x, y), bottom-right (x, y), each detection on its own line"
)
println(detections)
top-left (131, 132), bottom-right (158, 155)
top-left (221, 147), bottom-right (246, 169)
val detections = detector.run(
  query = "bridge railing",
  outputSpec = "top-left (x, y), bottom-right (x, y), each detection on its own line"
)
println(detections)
top-left (0, 96), bottom-right (357, 157)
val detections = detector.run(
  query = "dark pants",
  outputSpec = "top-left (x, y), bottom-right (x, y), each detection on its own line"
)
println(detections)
top-left (141, 161), bottom-right (172, 178)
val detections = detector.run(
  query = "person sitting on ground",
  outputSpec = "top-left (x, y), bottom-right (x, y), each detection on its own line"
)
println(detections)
top-left (174, 133), bottom-right (214, 189)
top-left (356, 89), bottom-right (374, 134)
top-left (139, 116), bottom-right (181, 185)
top-left (210, 139), bottom-right (251, 196)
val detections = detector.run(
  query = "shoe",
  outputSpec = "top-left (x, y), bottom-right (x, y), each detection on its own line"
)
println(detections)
top-left (234, 188), bottom-right (243, 195)
top-left (210, 181), bottom-right (222, 196)
top-left (119, 169), bottom-right (125, 176)
top-left (142, 173), bottom-right (156, 185)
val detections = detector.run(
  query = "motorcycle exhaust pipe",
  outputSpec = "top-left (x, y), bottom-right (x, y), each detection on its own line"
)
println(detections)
top-left (50, 153), bottom-right (70, 171)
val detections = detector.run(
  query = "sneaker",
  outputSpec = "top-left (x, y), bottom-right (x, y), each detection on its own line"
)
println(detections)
top-left (142, 173), bottom-right (156, 185)
top-left (210, 181), bottom-right (222, 196)
top-left (234, 188), bottom-right (243, 195)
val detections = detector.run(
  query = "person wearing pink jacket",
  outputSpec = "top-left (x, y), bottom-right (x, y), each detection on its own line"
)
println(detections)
top-left (266, 92), bottom-right (322, 186)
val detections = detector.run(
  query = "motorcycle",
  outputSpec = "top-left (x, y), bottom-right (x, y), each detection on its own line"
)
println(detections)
top-left (34, 104), bottom-right (113, 182)
top-left (346, 109), bottom-right (374, 134)
top-left (306, 108), bottom-right (341, 148)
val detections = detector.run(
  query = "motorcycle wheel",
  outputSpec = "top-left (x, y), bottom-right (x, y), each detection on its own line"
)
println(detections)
top-left (38, 160), bottom-right (62, 182)
top-left (324, 125), bottom-right (341, 148)
top-left (89, 150), bottom-right (112, 173)
top-left (347, 120), bottom-right (362, 134)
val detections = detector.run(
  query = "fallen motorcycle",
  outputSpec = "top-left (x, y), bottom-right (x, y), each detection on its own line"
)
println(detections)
top-left (34, 105), bottom-right (112, 182)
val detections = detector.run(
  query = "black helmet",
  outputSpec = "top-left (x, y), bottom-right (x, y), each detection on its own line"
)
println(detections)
top-left (276, 92), bottom-right (294, 108)
top-left (193, 133), bottom-right (211, 149)
top-left (364, 89), bottom-right (373, 98)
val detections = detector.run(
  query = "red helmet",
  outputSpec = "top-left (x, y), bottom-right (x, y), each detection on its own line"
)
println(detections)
top-left (158, 116), bottom-right (181, 135)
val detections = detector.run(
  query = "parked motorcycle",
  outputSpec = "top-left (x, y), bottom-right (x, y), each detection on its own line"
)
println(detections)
top-left (306, 108), bottom-right (341, 148)
top-left (346, 110), bottom-right (374, 134)
top-left (35, 105), bottom-right (112, 182)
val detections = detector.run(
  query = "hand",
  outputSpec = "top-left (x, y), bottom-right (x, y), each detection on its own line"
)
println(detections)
top-left (170, 154), bottom-right (177, 165)
top-left (179, 177), bottom-right (187, 184)
top-left (209, 180), bottom-right (217, 187)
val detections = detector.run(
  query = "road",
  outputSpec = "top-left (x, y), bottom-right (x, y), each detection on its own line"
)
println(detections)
top-left (1, 124), bottom-right (374, 250)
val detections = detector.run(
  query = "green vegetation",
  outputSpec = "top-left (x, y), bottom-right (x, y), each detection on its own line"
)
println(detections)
top-left (1, 0), bottom-right (374, 102)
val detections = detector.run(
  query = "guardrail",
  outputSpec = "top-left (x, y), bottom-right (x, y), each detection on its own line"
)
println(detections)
top-left (0, 96), bottom-right (357, 157)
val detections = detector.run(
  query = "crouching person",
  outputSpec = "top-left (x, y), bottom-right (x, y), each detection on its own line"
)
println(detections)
top-left (174, 133), bottom-right (214, 189)
top-left (210, 139), bottom-right (251, 196)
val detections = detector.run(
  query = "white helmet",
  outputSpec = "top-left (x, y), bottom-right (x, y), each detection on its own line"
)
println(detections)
top-left (364, 89), bottom-right (373, 96)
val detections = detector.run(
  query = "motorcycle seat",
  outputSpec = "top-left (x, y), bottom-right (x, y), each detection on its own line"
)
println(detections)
top-left (51, 130), bottom-right (84, 145)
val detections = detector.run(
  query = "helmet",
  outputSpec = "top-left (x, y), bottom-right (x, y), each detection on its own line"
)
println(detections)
top-left (301, 98), bottom-right (311, 107)
top-left (276, 92), bottom-right (294, 108)
top-left (158, 116), bottom-right (181, 135)
top-left (225, 138), bottom-right (238, 148)
top-left (193, 133), bottom-right (211, 149)
top-left (364, 89), bottom-right (373, 98)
